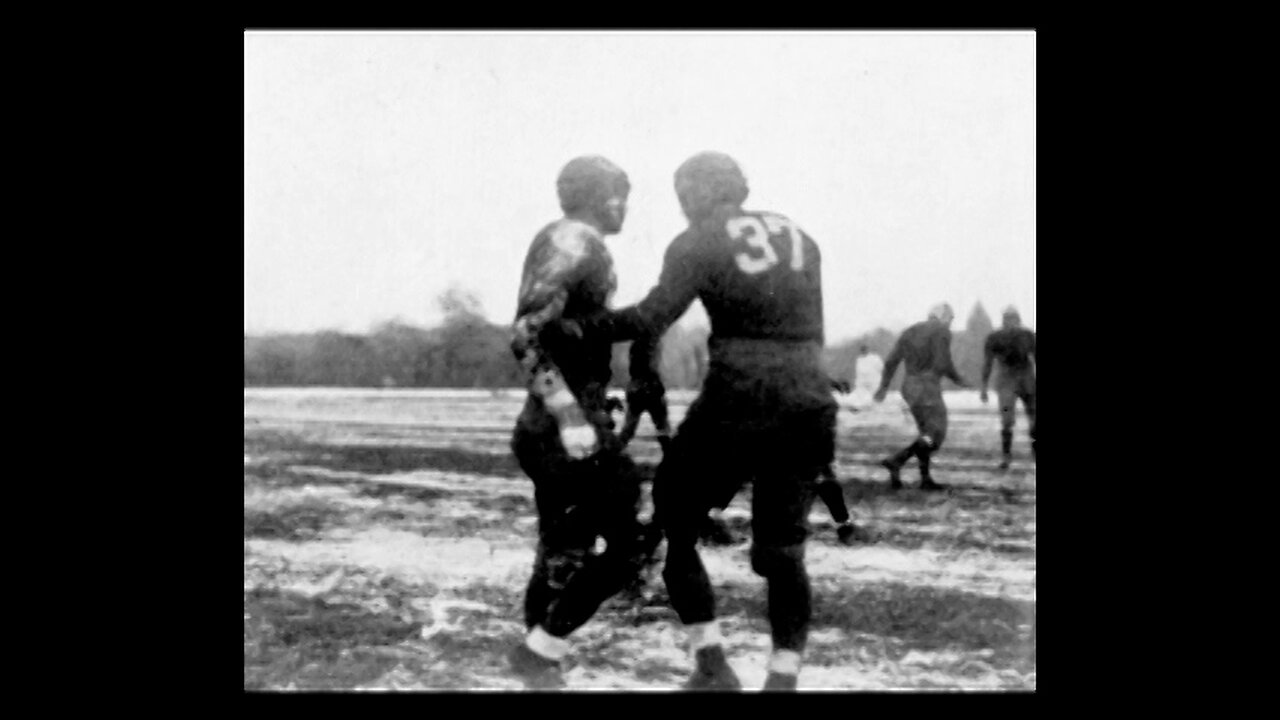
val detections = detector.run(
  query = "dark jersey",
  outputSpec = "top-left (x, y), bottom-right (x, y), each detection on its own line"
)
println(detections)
top-left (627, 332), bottom-right (663, 386)
top-left (881, 321), bottom-right (964, 387)
top-left (621, 205), bottom-right (824, 344)
top-left (983, 327), bottom-right (1036, 380)
top-left (607, 205), bottom-right (831, 416)
top-left (511, 219), bottom-right (618, 403)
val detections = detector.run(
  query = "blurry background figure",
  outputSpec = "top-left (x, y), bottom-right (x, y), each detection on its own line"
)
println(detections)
top-left (874, 303), bottom-right (970, 491)
top-left (848, 344), bottom-right (883, 410)
top-left (617, 333), bottom-right (673, 455)
top-left (981, 306), bottom-right (1036, 469)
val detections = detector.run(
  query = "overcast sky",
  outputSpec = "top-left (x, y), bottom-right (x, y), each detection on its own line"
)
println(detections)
top-left (244, 31), bottom-right (1035, 341)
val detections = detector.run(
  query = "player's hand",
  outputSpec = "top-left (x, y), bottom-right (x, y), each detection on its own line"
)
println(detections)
top-left (873, 388), bottom-right (887, 403)
top-left (559, 421), bottom-right (599, 459)
top-left (980, 389), bottom-right (989, 404)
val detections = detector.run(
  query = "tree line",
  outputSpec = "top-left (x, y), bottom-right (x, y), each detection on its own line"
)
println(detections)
top-left (245, 294), bottom-right (1001, 392)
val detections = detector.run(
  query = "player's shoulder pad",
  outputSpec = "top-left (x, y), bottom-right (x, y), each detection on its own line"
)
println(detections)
top-left (663, 226), bottom-right (702, 259)
top-left (548, 219), bottom-right (602, 262)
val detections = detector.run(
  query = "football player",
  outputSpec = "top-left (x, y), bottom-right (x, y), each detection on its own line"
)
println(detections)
top-left (873, 304), bottom-right (970, 491)
top-left (818, 379), bottom-right (873, 545)
top-left (617, 333), bottom-right (673, 455)
top-left (981, 306), bottom-right (1036, 469)
top-left (583, 151), bottom-right (838, 692)
top-left (506, 155), bottom-right (654, 689)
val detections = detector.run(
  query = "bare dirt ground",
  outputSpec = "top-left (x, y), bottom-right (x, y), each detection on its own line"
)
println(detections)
top-left (244, 388), bottom-right (1035, 692)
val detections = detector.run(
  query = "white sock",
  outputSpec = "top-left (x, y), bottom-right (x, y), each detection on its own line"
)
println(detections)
top-left (687, 620), bottom-right (724, 652)
top-left (768, 650), bottom-right (802, 676)
top-left (526, 625), bottom-right (570, 661)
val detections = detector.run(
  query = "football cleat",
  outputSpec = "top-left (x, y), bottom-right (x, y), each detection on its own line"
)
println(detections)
top-left (881, 459), bottom-right (903, 490)
top-left (507, 643), bottom-right (565, 690)
top-left (683, 646), bottom-right (742, 691)
top-left (762, 671), bottom-right (798, 692)
top-left (836, 521), bottom-right (873, 546)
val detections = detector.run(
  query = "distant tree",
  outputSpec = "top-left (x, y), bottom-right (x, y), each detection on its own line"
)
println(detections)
top-left (965, 302), bottom-right (994, 337)
top-left (950, 302), bottom-right (994, 388)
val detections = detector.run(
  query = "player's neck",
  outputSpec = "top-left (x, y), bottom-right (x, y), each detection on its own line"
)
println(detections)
top-left (564, 211), bottom-right (610, 236)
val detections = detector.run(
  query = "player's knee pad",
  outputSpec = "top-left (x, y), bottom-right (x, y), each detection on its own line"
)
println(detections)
top-left (750, 542), bottom-right (805, 579)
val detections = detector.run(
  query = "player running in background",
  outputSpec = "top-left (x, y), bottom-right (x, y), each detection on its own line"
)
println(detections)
top-left (584, 151), bottom-right (839, 692)
top-left (981, 306), bottom-right (1036, 469)
top-left (818, 378), bottom-right (873, 545)
top-left (617, 333), bottom-right (673, 455)
top-left (506, 155), bottom-right (653, 689)
top-left (873, 304), bottom-right (970, 491)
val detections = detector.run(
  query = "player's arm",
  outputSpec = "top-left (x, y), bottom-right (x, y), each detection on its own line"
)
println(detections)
top-left (938, 328), bottom-right (967, 387)
top-left (510, 233), bottom-right (598, 457)
top-left (625, 331), bottom-right (667, 416)
top-left (582, 237), bottom-right (702, 343)
top-left (981, 335), bottom-right (996, 388)
top-left (874, 338), bottom-right (905, 401)
top-left (980, 334), bottom-right (995, 402)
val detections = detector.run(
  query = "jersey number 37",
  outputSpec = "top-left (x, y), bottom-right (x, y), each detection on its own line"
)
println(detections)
top-left (726, 215), bottom-right (806, 275)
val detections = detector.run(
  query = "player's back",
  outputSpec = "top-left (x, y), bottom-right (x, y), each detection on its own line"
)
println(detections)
top-left (514, 219), bottom-right (617, 399)
top-left (676, 205), bottom-right (831, 416)
top-left (894, 322), bottom-right (952, 377)
top-left (684, 205), bottom-right (824, 344)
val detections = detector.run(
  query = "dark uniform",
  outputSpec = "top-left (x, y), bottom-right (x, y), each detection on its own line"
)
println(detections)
top-left (878, 319), bottom-right (965, 488)
top-left (599, 203), bottom-right (835, 661)
top-left (617, 333), bottom-right (673, 454)
top-left (983, 326), bottom-right (1036, 462)
top-left (510, 218), bottom-right (649, 641)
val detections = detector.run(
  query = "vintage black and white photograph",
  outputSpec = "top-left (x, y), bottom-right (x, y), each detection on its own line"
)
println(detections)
top-left (243, 29), bottom-right (1036, 692)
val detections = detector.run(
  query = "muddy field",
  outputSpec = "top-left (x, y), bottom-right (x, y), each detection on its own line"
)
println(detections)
top-left (244, 388), bottom-right (1035, 692)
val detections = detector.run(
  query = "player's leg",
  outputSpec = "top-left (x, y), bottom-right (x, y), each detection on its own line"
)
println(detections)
top-left (817, 466), bottom-right (872, 545)
top-left (816, 466), bottom-right (849, 524)
top-left (509, 419), bottom-right (595, 687)
top-left (883, 401), bottom-right (931, 489)
top-left (649, 397), bottom-right (674, 456)
top-left (654, 409), bottom-right (744, 690)
top-left (1021, 374), bottom-right (1036, 462)
top-left (750, 407), bottom-right (832, 691)
top-left (617, 406), bottom-right (643, 448)
top-left (539, 451), bottom-right (648, 636)
top-left (997, 377), bottom-right (1018, 469)
top-left (881, 377), bottom-right (927, 489)
top-left (914, 400), bottom-right (948, 490)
